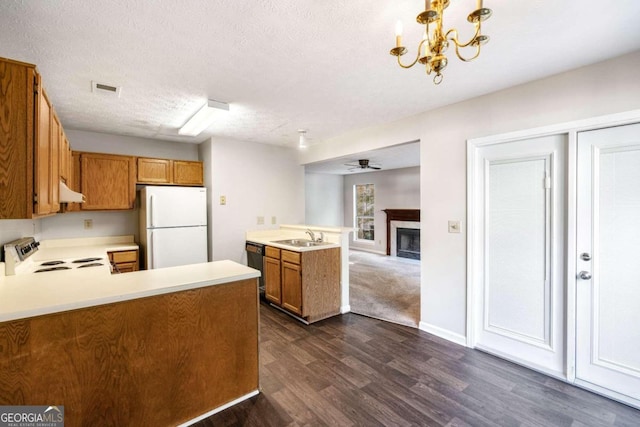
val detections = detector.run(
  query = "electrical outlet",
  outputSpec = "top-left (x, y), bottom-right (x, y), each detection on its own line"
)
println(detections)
top-left (448, 220), bottom-right (461, 233)
top-left (257, 216), bottom-right (264, 225)
top-left (84, 219), bottom-right (93, 230)
top-left (271, 216), bottom-right (277, 224)
top-left (220, 195), bottom-right (226, 205)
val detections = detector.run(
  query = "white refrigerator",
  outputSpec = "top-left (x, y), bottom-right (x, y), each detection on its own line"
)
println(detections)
top-left (139, 186), bottom-right (208, 269)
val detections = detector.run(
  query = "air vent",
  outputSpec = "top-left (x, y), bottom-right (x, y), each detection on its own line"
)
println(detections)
top-left (91, 81), bottom-right (122, 97)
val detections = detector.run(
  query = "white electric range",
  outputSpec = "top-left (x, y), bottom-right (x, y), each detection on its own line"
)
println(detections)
top-left (3, 237), bottom-right (111, 276)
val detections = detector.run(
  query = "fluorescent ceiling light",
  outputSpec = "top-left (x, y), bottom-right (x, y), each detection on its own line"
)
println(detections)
top-left (179, 99), bottom-right (229, 136)
top-left (298, 129), bottom-right (307, 149)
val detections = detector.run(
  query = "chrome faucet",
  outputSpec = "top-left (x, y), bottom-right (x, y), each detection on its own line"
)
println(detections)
top-left (306, 229), bottom-right (315, 241)
top-left (306, 229), bottom-right (324, 243)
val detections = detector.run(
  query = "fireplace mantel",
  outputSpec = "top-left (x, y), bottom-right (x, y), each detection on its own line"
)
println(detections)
top-left (382, 209), bottom-right (420, 256)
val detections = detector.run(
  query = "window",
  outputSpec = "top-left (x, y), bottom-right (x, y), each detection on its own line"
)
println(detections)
top-left (354, 184), bottom-right (374, 241)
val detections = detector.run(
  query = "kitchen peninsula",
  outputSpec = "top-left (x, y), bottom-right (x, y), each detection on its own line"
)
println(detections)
top-left (0, 259), bottom-right (260, 426)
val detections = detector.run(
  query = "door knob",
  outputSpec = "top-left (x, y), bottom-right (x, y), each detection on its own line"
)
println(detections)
top-left (578, 271), bottom-right (592, 280)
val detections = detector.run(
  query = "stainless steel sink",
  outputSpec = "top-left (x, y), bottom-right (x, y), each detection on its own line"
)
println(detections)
top-left (271, 239), bottom-right (332, 248)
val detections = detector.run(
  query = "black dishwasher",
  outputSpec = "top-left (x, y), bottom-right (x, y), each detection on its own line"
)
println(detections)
top-left (246, 241), bottom-right (265, 299)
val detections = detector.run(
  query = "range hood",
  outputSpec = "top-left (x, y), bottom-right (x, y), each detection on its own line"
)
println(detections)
top-left (59, 181), bottom-right (86, 203)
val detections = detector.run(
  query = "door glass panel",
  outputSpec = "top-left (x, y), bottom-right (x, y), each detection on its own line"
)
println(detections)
top-left (598, 147), bottom-right (640, 372)
top-left (487, 158), bottom-right (548, 342)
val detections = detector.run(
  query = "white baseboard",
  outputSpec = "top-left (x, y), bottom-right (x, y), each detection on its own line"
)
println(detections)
top-left (340, 304), bottom-right (351, 314)
top-left (419, 321), bottom-right (467, 347)
top-left (179, 390), bottom-right (259, 426)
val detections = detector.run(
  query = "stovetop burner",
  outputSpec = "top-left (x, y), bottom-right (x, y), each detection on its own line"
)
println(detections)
top-left (77, 262), bottom-right (104, 268)
top-left (73, 257), bottom-right (103, 263)
top-left (40, 260), bottom-right (65, 266)
top-left (35, 266), bottom-right (72, 273)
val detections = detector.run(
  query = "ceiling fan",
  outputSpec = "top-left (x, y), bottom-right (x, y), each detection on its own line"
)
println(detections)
top-left (345, 159), bottom-right (382, 172)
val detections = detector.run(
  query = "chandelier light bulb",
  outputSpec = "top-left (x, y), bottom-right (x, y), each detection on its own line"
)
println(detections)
top-left (395, 20), bottom-right (403, 48)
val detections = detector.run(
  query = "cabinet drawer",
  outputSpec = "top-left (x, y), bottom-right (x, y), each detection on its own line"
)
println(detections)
top-left (116, 262), bottom-right (138, 273)
top-left (281, 250), bottom-right (300, 265)
top-left (265, 246), bottom-right (280, 259)
top-left (109, 250), bottom-right (138, 263)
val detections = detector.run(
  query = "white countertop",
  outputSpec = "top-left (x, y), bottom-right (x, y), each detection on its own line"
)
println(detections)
top-left (245, 227), bottom-right (342, 252)
top-left (0, 260), bottom-right (260, 323)
top-left (36, 235), bottom-right (139, 261)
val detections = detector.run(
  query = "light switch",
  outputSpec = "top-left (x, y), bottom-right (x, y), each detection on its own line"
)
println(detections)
top-left (220, 195), bottom-right (226, 205)
top-left (448, 220), bottom-right (461, 233)
top-left (84, 219), bottom-right (93, 230)
top-left (257, 216), bottom-right (264, 225)
top-left (271, 216), bottom-right (277, 224)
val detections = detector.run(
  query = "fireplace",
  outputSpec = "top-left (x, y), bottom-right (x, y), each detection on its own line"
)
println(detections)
top-left (397, 228), bottom-right (421, 260)
top-left (383, 209), bottom-right (420, 257)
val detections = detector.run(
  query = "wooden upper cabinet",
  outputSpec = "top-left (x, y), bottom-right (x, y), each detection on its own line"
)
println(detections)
top-left (137, 157), bottom-right (203, 186)
top-left (173, 160), bottom-right (203, 186)
top-left (0, 58), bottom-right (36, 218)
top-left (34, 80), bottom-right (52, 216)
top-left (65, 151), bottom-right (81, 212)
top-left (80, 153), bottom-right (136, 210)
top-left (137, 157), bottom-right (172, 184)
top-left (50, 110), bottom-right (60, 212)
top-left (59, 132), bottom-right (71, 183)
top-left (0, 57), bottom-right (74, 218)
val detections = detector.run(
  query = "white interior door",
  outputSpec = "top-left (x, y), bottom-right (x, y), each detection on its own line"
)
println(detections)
top-left (472, 135), bottom-right (566, 378)
top-left (576, 123), bottom-right (640, 407)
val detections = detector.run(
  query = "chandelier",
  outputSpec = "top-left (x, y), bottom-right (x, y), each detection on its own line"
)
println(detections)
top-left (390, 0), bottom-right (492, 84)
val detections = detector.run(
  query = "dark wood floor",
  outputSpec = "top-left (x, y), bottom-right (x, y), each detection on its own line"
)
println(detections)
top-left (195, 303), bottom-right (640, 427)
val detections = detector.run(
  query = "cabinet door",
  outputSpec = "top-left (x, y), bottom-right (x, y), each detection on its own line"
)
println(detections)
top-left (0, 60), bottom-right (36, 218)
top-left (282, 261), bottom-right (303, 316)
top-left (173, 161), bottom-right (203, 186)
top-left (80, 153), bottom-right (135, 210)
top-left (137, 158), bottom-right (172, 184)
top-left (264, 256), bottom-right (282, 305)
top-left (66, 151), bottom-right (81, 212)
top-left (49, 110), bottom-right (60, 212)
top-left (59, 132), bottom-right (70, 182)
top-left (34, 82), bottom-right (52, 215)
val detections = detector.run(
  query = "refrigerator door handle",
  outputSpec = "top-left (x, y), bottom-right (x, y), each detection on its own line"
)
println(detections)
top-left (149, 194), bottom-right (155, 228)
top-left (150, 231), bottom-right (155, 269)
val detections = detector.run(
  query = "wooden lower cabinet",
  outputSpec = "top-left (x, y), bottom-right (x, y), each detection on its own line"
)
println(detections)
top-left (108, 249), bottom-right (139, 273)
top-left (264, 246), bottom-right (340, 323)
top-left (0, 279), bottom-right (259, 426)
top-left (264, 249), bottom-right (282, 304)
top-left (281, 261), bottom-right (302, 315)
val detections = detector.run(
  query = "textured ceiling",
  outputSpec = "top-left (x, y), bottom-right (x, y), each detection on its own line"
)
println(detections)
top-left (1, 0), bottom-right (640, 150)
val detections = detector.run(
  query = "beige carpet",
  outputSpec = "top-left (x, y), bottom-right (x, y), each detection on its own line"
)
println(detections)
top-left (349, 250), bottom-right (421, 328)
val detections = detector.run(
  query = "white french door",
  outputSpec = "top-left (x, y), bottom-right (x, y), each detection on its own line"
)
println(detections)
top-left (471, 135), bottom-right (567, 378)
top-left (575, 123), bottom-right (640, 406)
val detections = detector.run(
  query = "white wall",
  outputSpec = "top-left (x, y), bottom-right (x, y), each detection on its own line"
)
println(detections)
top-left (343, 167), bottom-right (420, 254)
top-left (0, 129), bottom-right (201, 243)
top-left (299, 51), bottom-right (640, 340)
top-left (305, 173), bottom-right (344, 227)
top-left (64, 129), bottom-right (200, 160)
top-left (200, 138), bottom-right (305, 264)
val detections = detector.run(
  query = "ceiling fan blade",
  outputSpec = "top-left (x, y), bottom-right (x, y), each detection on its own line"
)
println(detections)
top-left (369, 166), bottom-right (382, 170)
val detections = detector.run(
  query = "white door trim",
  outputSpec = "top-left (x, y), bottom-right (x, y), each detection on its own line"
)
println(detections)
top-left (466, 109), bottom-right (640, 381)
